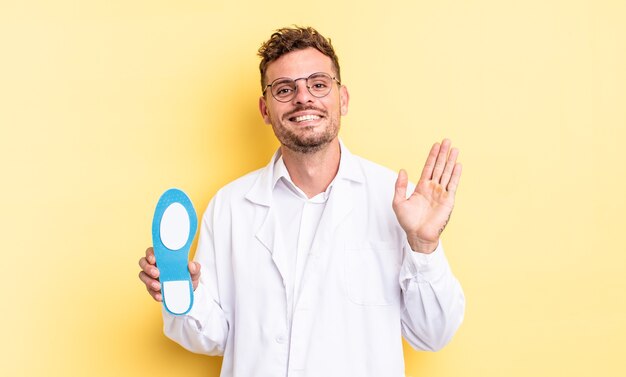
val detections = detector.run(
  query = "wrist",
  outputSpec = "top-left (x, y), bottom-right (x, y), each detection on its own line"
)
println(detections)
top-left (407, 236), bottom-right (438, 254)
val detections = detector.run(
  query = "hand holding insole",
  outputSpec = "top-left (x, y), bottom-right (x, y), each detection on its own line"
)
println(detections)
top-left (152, 188), bottom-right (197, 315)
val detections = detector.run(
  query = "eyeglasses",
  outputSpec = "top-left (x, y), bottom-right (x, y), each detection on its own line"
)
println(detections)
top-left (263, 72), bottom-right (340, 102)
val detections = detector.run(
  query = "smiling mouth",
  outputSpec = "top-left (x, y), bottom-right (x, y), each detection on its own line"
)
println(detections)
top-left (290, 114), bottom-right (321, 123)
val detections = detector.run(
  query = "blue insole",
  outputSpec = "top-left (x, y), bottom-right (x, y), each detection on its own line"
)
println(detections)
top-left (152, 188), bottom-right (197, 315)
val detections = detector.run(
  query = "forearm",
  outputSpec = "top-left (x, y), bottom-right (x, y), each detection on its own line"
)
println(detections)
top-left (162, 281), bottom-right (229, 356)
top-left (400, 242), bottom-right (465, 351)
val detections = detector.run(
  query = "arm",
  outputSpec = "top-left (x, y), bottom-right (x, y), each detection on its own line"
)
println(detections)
top-left (399, 242), bottom-right (465, 351)
top-left (138, 200), bottom-right (230, 355)
top-left (392, 139), bottom-right (465, 350)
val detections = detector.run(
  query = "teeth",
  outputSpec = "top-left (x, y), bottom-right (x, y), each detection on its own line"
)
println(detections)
top-left (294, 114), bottom-right (320, 122)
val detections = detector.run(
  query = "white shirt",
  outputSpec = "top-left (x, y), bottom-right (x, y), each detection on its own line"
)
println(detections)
top-left (162, 142), bottom-right (465, 377)
top-left (272, 156), bottom-right (331, 325)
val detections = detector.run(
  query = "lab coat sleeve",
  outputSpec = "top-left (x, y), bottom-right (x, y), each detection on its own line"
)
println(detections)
top-left (399, 241), bottom-right (465, 351)
top-left (162, 199), bottom-right (230, 356)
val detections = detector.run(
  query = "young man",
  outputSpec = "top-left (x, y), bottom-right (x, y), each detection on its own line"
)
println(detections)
top-left (139, 26), bottom-right (465, 377)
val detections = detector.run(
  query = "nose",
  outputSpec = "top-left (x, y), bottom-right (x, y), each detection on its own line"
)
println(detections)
top-left (292, 78), bottom-right (314, 104)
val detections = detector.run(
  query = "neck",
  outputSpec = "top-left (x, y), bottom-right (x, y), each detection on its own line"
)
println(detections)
top-left (281, 139), bottom-right (341, 198)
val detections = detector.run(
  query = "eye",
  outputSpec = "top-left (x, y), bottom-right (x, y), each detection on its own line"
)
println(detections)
top-left (272, 80), bottom-right (295, 98)
top-left (311, 82), bottom-right (328, 89)
top-left (275, 87), bottom-right (293, 96)
top-left (308, 74), bottom-right (332, 93)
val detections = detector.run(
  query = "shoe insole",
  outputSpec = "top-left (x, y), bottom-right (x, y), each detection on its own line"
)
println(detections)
top-left (152, 188), bottom-right (197, 315)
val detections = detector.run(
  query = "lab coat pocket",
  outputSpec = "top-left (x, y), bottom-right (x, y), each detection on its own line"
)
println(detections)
top-left (344, 242), bottom-right (401, 306)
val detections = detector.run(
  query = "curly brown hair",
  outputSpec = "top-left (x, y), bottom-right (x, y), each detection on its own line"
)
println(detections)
top-left (257, 26), bottom-right (341, 91)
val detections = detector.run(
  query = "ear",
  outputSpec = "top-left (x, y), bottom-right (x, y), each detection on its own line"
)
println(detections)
top-left (259, 96), bottom-right (271, 125)
top-left (339, 85), bottom-right (350, 116)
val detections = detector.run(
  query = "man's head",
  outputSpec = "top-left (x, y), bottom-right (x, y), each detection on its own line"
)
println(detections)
top-left (258, 26), bottom-right (341, 90)
top-left (258, 26), bottom-right (349, 155)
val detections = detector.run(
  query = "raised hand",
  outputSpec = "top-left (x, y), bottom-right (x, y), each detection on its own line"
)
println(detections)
top-left (392, 139), bottom-right (462, 253)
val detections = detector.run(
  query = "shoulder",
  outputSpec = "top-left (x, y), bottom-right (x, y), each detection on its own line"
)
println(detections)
top-left (351, 154), bottom-right (399, 186)
top-left (214, 167), bottom-right (264, 201)
top-left (200, 166), bottom-right (265, 224)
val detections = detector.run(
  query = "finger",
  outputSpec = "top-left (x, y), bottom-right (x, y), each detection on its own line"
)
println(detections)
top-left (145, 247), bottom-right (155, 265)
top-left (146, 285), bottom-right (162, 302)
top-left (419, 142), bottom-right (440, 183)
top-left (431, 139), bottom-right (451, 183)
top-left (447, 163), bottom-right (463, 195)
top-left (139, 271), bottom-right (161, 292)
top-left (139, 253), bottom-right (156, 267)
top-left (139, 257), bottom-right (160, 279)
top-left (138, 256), bottom-right (148, 270)
top-left (440, 147), bottom-right (459, 189)
top-left (393, 169), bottom-right (408, 206)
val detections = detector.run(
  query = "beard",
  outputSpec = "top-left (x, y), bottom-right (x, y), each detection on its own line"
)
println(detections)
top-left (270, 105), bottom-right (340, 154)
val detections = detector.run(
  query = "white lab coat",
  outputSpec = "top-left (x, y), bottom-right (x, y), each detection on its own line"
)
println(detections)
top-left (163, 144), bottom-right (465, 377)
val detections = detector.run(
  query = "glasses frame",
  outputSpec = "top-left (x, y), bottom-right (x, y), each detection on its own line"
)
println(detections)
top-left (262, 72), bottom-right (341, 103)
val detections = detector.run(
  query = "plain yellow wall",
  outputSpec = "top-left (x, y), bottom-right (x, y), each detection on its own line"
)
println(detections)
top-left (1, 0), bottom-right (625, 376)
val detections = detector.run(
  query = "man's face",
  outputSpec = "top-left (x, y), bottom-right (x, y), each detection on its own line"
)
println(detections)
top-left (259, 47), bottom-right (349, 154)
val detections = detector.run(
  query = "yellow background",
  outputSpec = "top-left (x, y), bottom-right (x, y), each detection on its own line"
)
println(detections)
top-left (1, 0), bottom-right (624, 376)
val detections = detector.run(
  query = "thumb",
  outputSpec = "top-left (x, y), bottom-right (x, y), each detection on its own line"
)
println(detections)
top-left (189, 261), bottom-right (201, 290)
top-left (393, 169), bottom-right (408, 206)
top-left (189, 261), bottom-right (200, 276)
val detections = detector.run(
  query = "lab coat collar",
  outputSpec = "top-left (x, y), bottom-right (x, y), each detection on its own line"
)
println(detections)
top-left (244, 139), bottom-right (364, 206)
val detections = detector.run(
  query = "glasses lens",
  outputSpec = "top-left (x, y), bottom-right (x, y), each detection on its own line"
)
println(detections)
top-left (306, 73), bottom-right (333, 98)
top-left (269, 73), bottom-right (335, 102)
top-left (271, 79), bottom-right (296, 101)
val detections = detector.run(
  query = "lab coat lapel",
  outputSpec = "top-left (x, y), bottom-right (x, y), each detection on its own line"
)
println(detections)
top-left (255, 206), bottom-right (290, 289)
top-left (315, 178), bottom-right (354, 250)
top-left (245, 149), bottom-right (290, 289)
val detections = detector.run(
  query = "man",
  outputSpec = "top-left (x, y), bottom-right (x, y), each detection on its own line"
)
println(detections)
top-left (139, 26), bottom-right (465, 377)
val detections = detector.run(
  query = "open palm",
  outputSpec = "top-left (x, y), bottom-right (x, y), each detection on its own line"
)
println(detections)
top-left (392, 139), bottom-right (462, 253)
